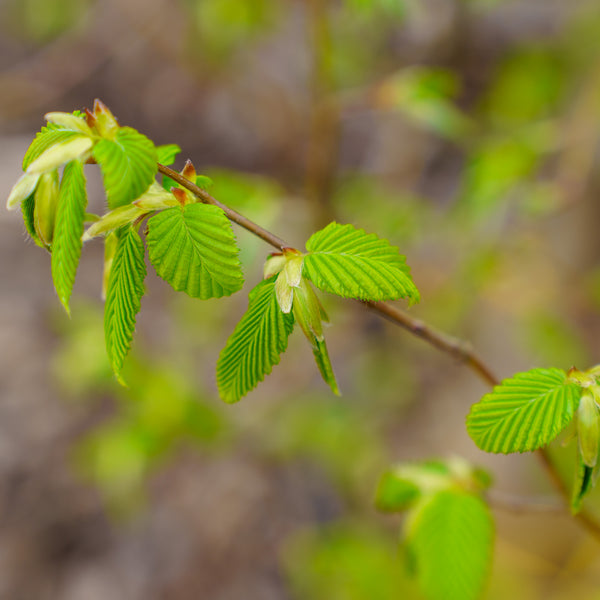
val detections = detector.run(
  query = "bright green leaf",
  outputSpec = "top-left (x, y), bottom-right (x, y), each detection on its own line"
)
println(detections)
top-left (217, 278), bottom-right (295, 403)
top-left (146, 203), bottom-right (244, 299)
top-left (408, 490), bottom-right (493, 600)
top-left (304, 222), bottom-right (420, 303)
top-left (104, 227), bottom-right (146, 382)
top-left (467, 368), bottom-right (582, 453)
top-left (156, 144), bottom-right (181, 166)
top-left (93, 127), bottom-right (158, 209)
top-left (51, 160), bottom-right (88, 314)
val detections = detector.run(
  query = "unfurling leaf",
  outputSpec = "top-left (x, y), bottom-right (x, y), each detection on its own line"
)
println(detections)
top-left (312, 338), bottom-right (340, 396)
top-left (6, 172), bottom-right (40, 210)
top-left (26, 136), bottom-right (93, 174)
top-left (466, 368), bottom-right (582, 453)
top-left (293, 279), bottom-right (339, 395)
top-left (577, 391), bottom-right (600, 468)
top-left (51, 161), bottom-right (88, 314)
top-left (22, 123), bottom-right (85, 170)
top-left (407, 490), bottom-right (493, 600)
top-left (93, 127), bottom-right (158, 209)
top-left (217, 278), bottom-right (295, 403)
top-left (45, 112), bottom-right (93, 135)
top-left (304, 222), bottom-right (420, 303)
top-left (33, 171), bottom-right (59, 246)
top-left (146, 203), bottom-right (244, 299)
top-left (572, 456), bottom-right (594, 514)
top-left (104, 227), bottom-right (146, 382)
top-left (22, 192), bottom-right (44, 248)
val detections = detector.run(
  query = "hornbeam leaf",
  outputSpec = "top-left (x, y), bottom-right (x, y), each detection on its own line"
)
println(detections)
top-left (217, 278), bottom-right (295, 403)
top-left (51, 160), bottom-right (88, 314)
top-left (26, 136), bottom-right (93, 174)
top-left (6, 172), bottom-right (40, 210)
top-left (407, 490), bottom-right (493, 600)
top-left (572, 455), bottom-right (594, 514)
top-left (22, 124), bottom-right (83, 170)
top-left (312, 338), bottom-right (340, 396)
top-left (22, 193), bottom-right (45, 248)
top-left (466, 368), bottom-right (582, 453)
top-left (44, 112), bottom-right (93, 135)
top-left (104, 227), bottom-right (146, 382)
top-left (146, 203), bottom-right (244, 299)
top-left (304, 222), bottom-right (420, 303)
top-left (93, 127), bottom-right (158, 209)
top-left (156, 144), bottom-right (181, 166)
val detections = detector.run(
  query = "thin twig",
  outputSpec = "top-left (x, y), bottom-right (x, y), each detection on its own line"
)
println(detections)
top-left (486, 490), bottom-right (564, 515)
top-left (157, 161), bottom-right (600, 541)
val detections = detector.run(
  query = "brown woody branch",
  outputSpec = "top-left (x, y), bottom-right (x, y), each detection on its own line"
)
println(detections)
top-left (157, 162), bottom-right (600, 541)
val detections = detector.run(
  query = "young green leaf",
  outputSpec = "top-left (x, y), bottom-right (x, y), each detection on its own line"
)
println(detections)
top-left (571, 456), bottom-right (594, 514)
top-left (26, 136), bottom-right (93, 174)
top-left (22, 124), bottom-right (83, 170)
top-left (467, 368), bottom-right (582, 454)
top-left (304, 222), bottom-right (420, 303)
top-left (312, 339), bottom-right (340, 396)
top-left (217, 278), bottom-right (295, 403)
top-left (104, 227), bottom-right (146, 382)
top-left (6, 172), bottom-right (40, 210)
top-left (146, 203), bottom-right (244, 299)
top-left (407, 490), bottom-right (493, 600)
top-left (156, 144), bottom-right (181, 166)
top-left (21, 192), bottom-right (45, 248)
top-left (292, 278), bottom-right (340, 395)
top-left (51, 160), bottom-right (88, 314)
top-left (93, 127), bottom-right (158, 209)
top-left (33, 171), bottom-right (59, 246)
top-left (45, 112), bottom-right (93, 135)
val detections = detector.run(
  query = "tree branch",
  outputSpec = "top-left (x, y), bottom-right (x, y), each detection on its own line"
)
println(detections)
top-left (157, 161), bottom-right (600, 541)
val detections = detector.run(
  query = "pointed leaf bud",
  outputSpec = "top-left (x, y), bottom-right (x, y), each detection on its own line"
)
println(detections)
top-left (171, 187), bottom-right (193, 206)
top-left (33, 171), bottom-right (59, 246)
top-left (6, 172), bottom-right (41, 210)
top-left (578, 391), bottom-right (600, 468)
top-left (26, 136), bottom-right (93, 174)
top-left (44, 112), bottom-right (93, 135)
top-left (92, 99), bottom-right (120, 139)
top-left (182, 159), bottom-right (197, 182)
top-left (284, 255), bottom-right (304, 288)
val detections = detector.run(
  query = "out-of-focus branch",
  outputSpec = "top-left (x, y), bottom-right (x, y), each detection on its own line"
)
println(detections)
top-left (305, 0), bottom-right (341, 228)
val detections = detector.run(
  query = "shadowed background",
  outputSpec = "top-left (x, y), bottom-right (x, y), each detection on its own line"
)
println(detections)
top-left (2, 0), bottom-right (600, 598)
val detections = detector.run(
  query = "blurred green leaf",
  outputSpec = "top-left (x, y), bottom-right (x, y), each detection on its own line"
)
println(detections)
top-left (284, 523), bottom-right (415, 600)
top-left (407, 490), bottom-right (494, 600)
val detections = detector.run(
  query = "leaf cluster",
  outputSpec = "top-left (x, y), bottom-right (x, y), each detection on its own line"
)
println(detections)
top-left (8, 100), bottom-right (419, 403)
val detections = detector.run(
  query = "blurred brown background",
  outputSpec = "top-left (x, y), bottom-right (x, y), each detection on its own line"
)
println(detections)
top-left (2, 0), bottom-right (600, 598)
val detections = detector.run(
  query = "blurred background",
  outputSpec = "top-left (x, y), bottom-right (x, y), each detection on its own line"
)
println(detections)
top-left (2, 0), bottom-right (600, 598)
